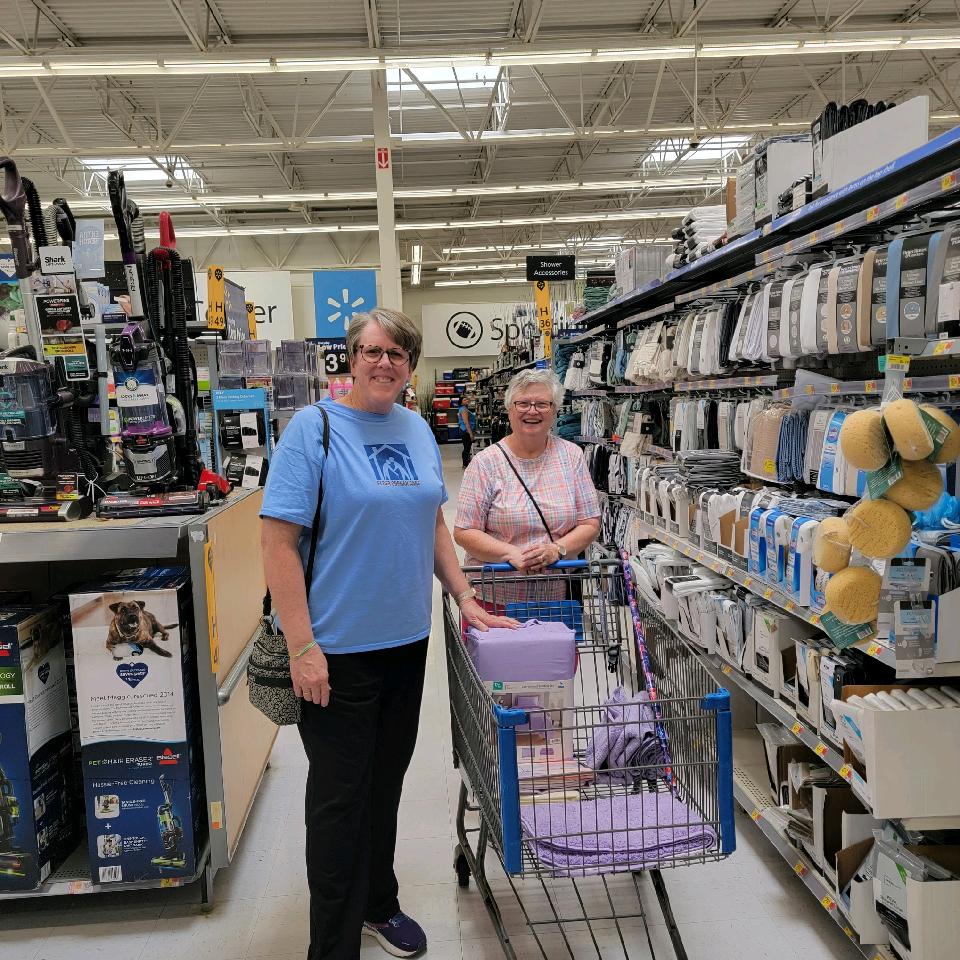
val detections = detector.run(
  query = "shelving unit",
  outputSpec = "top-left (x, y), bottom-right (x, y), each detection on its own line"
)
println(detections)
top-left (0, 490), bottom-right (273, 907)
top-left (431, 369), bottom-right (484, 444)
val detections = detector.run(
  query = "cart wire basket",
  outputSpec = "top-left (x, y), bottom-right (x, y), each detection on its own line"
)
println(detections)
top-left (444, 557), bottom-right (735, 960)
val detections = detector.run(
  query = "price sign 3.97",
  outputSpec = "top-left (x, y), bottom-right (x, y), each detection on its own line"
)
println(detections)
top-left (324, 346), bottom-right (350, 375)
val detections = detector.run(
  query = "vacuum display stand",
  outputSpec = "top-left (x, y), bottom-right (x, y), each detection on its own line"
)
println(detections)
top-left (0, 488), bottom-right (275, 909)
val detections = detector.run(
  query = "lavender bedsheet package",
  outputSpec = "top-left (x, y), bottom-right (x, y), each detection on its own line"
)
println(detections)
top-left (466, 619), bottom-right (577, 761)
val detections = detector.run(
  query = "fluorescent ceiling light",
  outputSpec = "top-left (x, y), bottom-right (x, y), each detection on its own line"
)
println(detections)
top-left (434, 277), bottom-right (532, 287)
top-left (439, 258), bottom-right (612, 273)
top-left (411, 244), bottom-right (422, 286)
top-left (2, 30), bottom-right (958, 80)
top-left (441, 238), bottom-right (672, 254)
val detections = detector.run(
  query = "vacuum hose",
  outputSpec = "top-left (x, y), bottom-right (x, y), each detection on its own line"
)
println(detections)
top-left (20, 177), bottom-right (47, 248)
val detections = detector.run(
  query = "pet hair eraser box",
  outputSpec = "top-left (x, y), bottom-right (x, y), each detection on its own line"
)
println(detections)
top-left (68, 568), bottom-right (206, 884)
top-left (0, 606), bottom-right (78, 891)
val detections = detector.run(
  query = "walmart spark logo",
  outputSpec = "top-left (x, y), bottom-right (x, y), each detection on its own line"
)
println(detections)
top-left (313, 269), bottom-right (377, 335)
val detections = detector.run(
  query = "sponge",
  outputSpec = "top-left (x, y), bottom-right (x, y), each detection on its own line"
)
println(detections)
top-left (883, 459), bottom-right (944, 511)
top-left (920, 405), bottom-right (960, 464)
top-left (846, 499), bottom-right (912, 559)
top-left (824, 566), bottom-right (882, 624)
top-left (883, 399), bottom-right (934, 460)
top-left (812, 517), bottom-right (852, 573)
top-left (839, 409), bottom-right (890, 471)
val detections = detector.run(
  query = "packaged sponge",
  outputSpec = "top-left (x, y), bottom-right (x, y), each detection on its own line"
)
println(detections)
top-left (812, 517), bottom-right (851, 573)
top-left (846, 499), bottom-right (912, 559)
top-left (824, 566), bottom-right (882, 624)
top-left (883, 398), bottom-right (934, 460)
top-left (883, 458), bottom-right (944, 511)
top-left (839, 408), bottom-right (890, 471)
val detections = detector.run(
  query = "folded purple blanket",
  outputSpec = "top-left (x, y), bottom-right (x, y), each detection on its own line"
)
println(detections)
top-left (520, 792), bottom-right (717, 875)
top-left (583, 687), bottom-right (667, 782)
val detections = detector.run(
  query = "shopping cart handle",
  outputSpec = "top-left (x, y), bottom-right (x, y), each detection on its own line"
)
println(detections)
top-left (481, 560), bottom-right (588, 571)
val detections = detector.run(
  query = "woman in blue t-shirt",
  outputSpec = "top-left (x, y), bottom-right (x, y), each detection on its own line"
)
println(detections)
top-left (260, 308), bottom-right (514, 960)
top-left (457, 398), bottom-right (476, 468)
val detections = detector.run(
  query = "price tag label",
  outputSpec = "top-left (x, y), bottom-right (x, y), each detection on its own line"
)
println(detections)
top-left (791, 722), bottom-right (803, 735)
top-left (786, 600), bottom-right (796, 611)
top-left (721, 664), bottom-right (733, 675)
top-left (839, 764), bottom-right (853, 781)
top-left (942, 172), bottom-right (958, 191)
top-left (160, 878), bottom-right (182, 888)
top-left (867, 642), bottom-right (881, 657)
top-left (323, 345), bottom-right (350, 375)
top-left (834, 221), bottom-right (845, 236)
top-left (865, 379), bottom-right (878, 392)
top-left (814, 742), bottom-right (828, 757)
top-left (804, 384), bottom-right (815, 395)
top-left (725, 566), bottom-right (735, 577)
top-left (810, 231), bottom-right (819, 245)
top-left (895, 193), bottom-right (909, 210)
top-left (821, 895), bottom-right (837, 911)
top-left (885, 354), bottom-right (911, 372)
top-left (68, 880), bottom-right (89, 894)
top-left (866, 205), bottom-right (880, 222)
top-left (744, 577), bottom-right (753, 587)
top-left (830, 383), bottom-right (840, 394)
top-left (750, 809), bottom-right (762, 821)
top-left (904, 378), bottom-right (913, 390)
top-left (794, 862), bottom-right (809, 877)
top-left (785, 241), bottom-right (795, 254)
top-left (950, 374), bottom-right (960, 389)
top-left (810, 614), bottom-right (820, 625)
top-left (843, 926), bottom-right (855, 939)
top-left (763, 588), bottom-right (773, 599)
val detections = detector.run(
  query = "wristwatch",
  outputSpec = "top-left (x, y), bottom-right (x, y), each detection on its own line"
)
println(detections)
top-left (455, 587), bottom-right (477, 606)
top-left (556, 543), bottom-right (568, 558)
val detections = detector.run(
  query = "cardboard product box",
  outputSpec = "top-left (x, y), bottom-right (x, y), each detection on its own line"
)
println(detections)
top-left (750, 607), bottom-right (818, 695)
top-left (68, 570), bottom-right (206, 885)
top-left (811, 785), bottom-right (875, 883)
top-left (836, 838), bottom-right (889, 946)
top-left (486, 680), bottom-right (575, 761)
top-left (733, 158), bottom-right (757, 236)
top-left (874, 844), bottom-right (960, 960)
top-left (758, 723), bottom-right (814, 805)
top-left (794, 638), bottom-right (822, 727)
top-left (0, 606), bottom-right (78, 891)
top-left (840, 684), bottom-right (960, 824)
top-left (724, 178), bottom-right (737, 230)
top-left (753, 139), bottom-right (812, 226)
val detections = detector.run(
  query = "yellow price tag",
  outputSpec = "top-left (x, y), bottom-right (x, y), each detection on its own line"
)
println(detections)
top-left (721, 664), bottom-right (733, 675)
top-left (785, 241), bottom-right (795, 254)
top-left (68, 881), bottom-right (89, 894)
top-left (160, 878), bottom-right (182, 888)
top-left (843, 926), bottom-right (854, 938)
top-left (810, 231), bottom-right (819, 245)
top-left (696, 552), bottom-right (704, 562)
top-left (839, 764), bottom-right (853, 781)
top-left (942, 172), bottom-right (958, 191)
top-left (834, 220), bottom-right (845, 236)
top-left (895, 193), bottom-right (909, 210)
top-left (810, 613), bottom-right (820, 625)
top-left (804, 384), bottom-right (815, 395)
top-left (791, 722), bottom-right (803, 735)
top-left (866, 205), bottom-right (880, 222)
top-left (744, 577), bottom-right (753, 587)
top-left (763, 458), bottom-right (776, 475)
top-left (950, 374), bottom-right (960, 389)
top-left (829, 383), bottom-right (840, 394)
top-left (814, 742), bottom-right (828, 757)
top-left (794, 862), bottom-right (809, 877)
top-left (763, 588), bottom-right (773, 599)
top-left (786, 600), bottom-right (796, 611)
top-left (821, 895), bottom-right (837, 911)
top-left (725, 566), bottom-right (735, 577)
top-left (865, 380), bottom-right (878, 392)
top-left (903, 378), bottom-right (913, 390)
top-left (750, 809), bottom-right (762, 821)
top-left (866, 642), bottom-right (881, 657)
top-left (886, 354), bottom-right (910, 372)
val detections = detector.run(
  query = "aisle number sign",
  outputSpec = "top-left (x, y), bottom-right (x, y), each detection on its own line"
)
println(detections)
top-left (534, 279), bottom-right (551, 359)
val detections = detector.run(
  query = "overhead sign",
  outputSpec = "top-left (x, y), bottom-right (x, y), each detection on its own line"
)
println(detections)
top-left (195, 270), bottom-right (295, 342)
top-left (526, 254), bottom-right (575, 281)
top-left (422, 302), bottom-right (543, 357)
top-left (313, 269), bottom-right (377, 336)
top-left (376, 147), bottom-right (390, 170)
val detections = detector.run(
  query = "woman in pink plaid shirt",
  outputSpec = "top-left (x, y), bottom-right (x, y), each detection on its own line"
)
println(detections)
top-left (454, 369), bottom-right (600, 590)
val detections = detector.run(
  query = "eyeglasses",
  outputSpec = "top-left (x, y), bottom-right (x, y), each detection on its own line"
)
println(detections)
top-left (512, 400), bottom-right (555, 413)
top-left (357, 344), bottom-right (411, 366)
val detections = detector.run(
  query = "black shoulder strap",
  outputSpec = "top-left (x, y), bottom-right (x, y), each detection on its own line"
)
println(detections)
top-left (262, 403), bottom-right (330, 617)
top-left (495, 441), bottom-right (554, 542)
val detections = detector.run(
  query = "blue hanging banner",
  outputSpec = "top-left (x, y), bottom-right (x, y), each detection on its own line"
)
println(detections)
top-left (313, 269), bottom-right (377, 336)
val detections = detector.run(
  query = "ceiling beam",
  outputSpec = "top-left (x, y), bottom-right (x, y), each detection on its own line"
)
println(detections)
top-left (165, 0), bottom-right (206, 52)
top-left (827, 0), bottom-right (869, 31)
top-left (202, 0), bottom-right (232, 44)
top-left (28, 0), bottom-right (79, 47)
top-left (362, 0), bottom-right (380, 47)
top-left (920, 52), bottom-right (960, 116)
top-left (676, 0), bottom-right (715, 38)
top-left (402, 69), bottom-right (475, 141)
top-left (295, 73), bottom-right (353, 145)
top-left (523, 0), bottom-right (547, 43)
top-left (528, 67), bottom-right (579, 133)
top-left (798, 61), bottom-right (830, 106)
top-left (0, 26), bottom-right (29, 56)
top-left (162, 76), bottom-right (211, 149)
top-left (31, 78), bottom-right (72, 147)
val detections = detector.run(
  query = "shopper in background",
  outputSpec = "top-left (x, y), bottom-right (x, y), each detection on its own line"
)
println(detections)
top-left (454, 368), bottom-right (601, 583)
top-left (260, 308), bottom-right (516, 960)
top-left (458, 398), bottom-right (476, 468)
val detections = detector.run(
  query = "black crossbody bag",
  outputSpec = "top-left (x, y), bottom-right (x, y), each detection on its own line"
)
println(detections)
top-left (496, 441), bottom-right (556, 545)
top-left (248, 405), bottom-right (329, 726)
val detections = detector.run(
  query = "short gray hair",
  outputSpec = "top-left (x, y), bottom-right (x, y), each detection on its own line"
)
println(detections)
top-left (346, 308), bottom-right (422, 369)
top-left (504, 368), bottom-right (564, 410)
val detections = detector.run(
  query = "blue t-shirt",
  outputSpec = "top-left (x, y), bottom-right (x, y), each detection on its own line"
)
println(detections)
top-left (260, 398), bottom-right (447, 654)
top-left (458, 407), bottom-right (476, 431)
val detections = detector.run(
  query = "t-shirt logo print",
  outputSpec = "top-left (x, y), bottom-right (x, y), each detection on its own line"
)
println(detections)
top-left (364, 443), bottom-right (421, 486)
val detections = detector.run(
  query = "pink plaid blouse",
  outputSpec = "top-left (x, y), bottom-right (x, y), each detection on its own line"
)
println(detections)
top-left (455, 436), bottom-right (601, 568)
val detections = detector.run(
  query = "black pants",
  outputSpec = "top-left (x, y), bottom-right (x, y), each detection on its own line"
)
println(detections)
top-left (298, 638), bottom-right (428, 960)
top-left (461, 434), bottom-right (472, 468)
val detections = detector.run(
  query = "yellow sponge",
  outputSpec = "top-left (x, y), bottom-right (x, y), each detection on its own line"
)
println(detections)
top-left (812, 517), bottom-right (852, 573)
top-left (920, 405), bottom-right (960, 464)
top-left (883, 459), bottom-right (944, 511)
top-left (883, 399), bottom-right (934, 460)
top-left (846, 499), bottom-right (912, 559)
top-left (824, 566), bottom-right (882, 624)
top-left (839, 409), bottom-right (890, 471)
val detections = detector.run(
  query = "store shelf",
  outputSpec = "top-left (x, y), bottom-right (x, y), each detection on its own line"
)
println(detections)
top-left (572, 388), bottom-right (610, 397)
top-left (615, 300), bottom-right (677, 329)
top-left (475, 357), bottom-right (542, 385)
top-left (731, 765), bottom-right (893, 960)
top-left (614, 383), bottom-right (672, 394)
top-left (0, 843), bottom-right (211, 900)
top-left (0, 489), bottom-right (259, 564)
top-left (629, 515), bottom-right (895, 670)
top-left (675, 374), bottom-right (782, 392)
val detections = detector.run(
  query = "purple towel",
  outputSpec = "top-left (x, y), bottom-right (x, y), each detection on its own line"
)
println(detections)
top-left (520, 792), bottom-right (717, 875)
top-left (583, 687), bottom-right (667, 782)
top-left (466, 619), bottom-right (576, 682)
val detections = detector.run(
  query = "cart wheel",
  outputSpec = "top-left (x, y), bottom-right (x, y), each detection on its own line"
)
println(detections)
top-left (454, 846), bottom-right (471, 888)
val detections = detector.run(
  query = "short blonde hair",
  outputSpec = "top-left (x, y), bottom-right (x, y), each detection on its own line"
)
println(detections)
top-left (346, 308), bottom-right (422, 369)
top-left (504, 368), bottom-right (564, 409)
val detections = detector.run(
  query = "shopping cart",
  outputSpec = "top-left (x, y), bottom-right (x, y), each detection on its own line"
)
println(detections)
top-left (444, 558), bottom-right (735, 960)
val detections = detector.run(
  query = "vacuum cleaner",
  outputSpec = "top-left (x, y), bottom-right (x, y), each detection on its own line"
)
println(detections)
top-left (0, 762), bottom-right (27, 880)
top-left (150, 774), bottom-right (186, 870)
top-left (98, 180), bottom-right (225, 518)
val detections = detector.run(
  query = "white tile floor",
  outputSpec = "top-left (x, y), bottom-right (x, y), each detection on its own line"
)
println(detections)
top-left (0, 446), bottom-right (863, 960)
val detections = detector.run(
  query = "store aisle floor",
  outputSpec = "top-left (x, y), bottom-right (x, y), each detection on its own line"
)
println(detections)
top-left (0, 446), bottom-right (862, 960)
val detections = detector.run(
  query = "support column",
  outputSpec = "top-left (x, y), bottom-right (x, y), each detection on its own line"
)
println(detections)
top-left (371, 71), bottom-right (402, 310)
